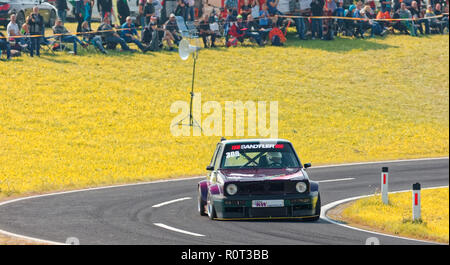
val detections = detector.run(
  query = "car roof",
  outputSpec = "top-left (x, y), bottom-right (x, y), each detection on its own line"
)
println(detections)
top-left (220, 138), bottom-right (292, 145)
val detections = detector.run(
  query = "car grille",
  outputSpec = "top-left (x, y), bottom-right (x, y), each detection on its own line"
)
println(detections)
top-left (236, 181), bottom-right (299, 195)
top-left (250, 207), bottom-right (288, 218)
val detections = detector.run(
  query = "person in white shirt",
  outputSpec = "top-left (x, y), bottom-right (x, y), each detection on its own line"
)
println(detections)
top-left (6, 14), bottom-right (28, 48)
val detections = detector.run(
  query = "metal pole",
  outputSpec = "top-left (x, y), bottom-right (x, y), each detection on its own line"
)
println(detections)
top-left (381, 167), bottom-right (389, 204)
top-left (412, 183), bottom-right (421, 221)
top-left (189, 55), bottom-right (197, 126)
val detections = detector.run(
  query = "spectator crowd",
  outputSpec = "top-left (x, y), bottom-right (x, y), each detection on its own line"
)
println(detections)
top-left (0, 0), bottom-right (448, 60)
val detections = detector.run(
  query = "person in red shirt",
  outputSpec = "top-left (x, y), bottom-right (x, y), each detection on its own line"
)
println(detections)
top-left (376, 8), bottom-right (392, 29)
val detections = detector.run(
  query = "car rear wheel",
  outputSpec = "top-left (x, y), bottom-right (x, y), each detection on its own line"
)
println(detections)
top-left (207, 192), bottom-right (216, 220)
top-left (304, 193), bottom-right (321, 222)
top-left (198, 186), bottom-right (207, 216)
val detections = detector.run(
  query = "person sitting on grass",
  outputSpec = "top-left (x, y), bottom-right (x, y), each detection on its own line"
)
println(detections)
top-left (81, 21), bottom-right (107, 54)
top-left (268, 16), bottom-right (286, 46)
top-left (0, 32), bottom-right (11, 60)
top-left (98, 16), bottom-right (132, 51)
top-left (164, 13), bottom-right (182, 46)
top-left (246, 15), bottom-right (265, 45)
top-left (198, 14), bottom-right (217, 48)
top-left (434, 3), bottom-right (448, 33)
top-left (53, 19), bottom-right (88, 55)
top-left (409, 1), bottom-right (429, 35)
top-left (391, 7), bottom-right (409, 34)
top-left (120, 16), bottom-right (148, 53)
top-left (146, 22), bottom-right (162, 51)
top-left (353, 1), bottom-right (366, 38)
top-left (360, 5), bottom-right (385, 37)
top-left (399, 2), bottom-right (417, 36)
top-left (257, 4), bottom-right (272, 41)
top-left (425, 5), bottom-right (444, 34)
top-left (376, 5), bottom-right (392, 30)
top-left (239, 14), bottom-right (263, 46)
top-left (7, 14), bottom-right (29, 50)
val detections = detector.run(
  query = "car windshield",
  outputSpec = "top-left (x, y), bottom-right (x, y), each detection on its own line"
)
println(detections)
top-left (220, 142), bottom-right (300, 169)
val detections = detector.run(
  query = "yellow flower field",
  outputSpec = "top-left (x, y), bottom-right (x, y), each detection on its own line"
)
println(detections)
top-left (340, 188), bottom-right (449, 243)
top-left (0, 24), bottom-right (449, 197)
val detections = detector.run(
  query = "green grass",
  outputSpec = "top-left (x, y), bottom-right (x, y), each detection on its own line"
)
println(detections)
top-left (341, 188), bottom-right (449, 243)
top-left (0, 23), bottom-right (448, 197)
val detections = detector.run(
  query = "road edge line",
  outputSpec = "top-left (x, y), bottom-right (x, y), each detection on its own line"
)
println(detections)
top-left (321, 185), bottom-right (449, 245)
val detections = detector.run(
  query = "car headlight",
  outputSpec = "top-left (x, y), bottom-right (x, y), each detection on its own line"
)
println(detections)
top-left (296, 182), bottom-right (307, 193)
top-left (226, 184), bottom-right (238, 196)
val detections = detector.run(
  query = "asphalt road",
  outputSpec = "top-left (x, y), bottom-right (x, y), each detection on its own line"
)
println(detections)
top-left (0, 158), bottom-right (448, 245)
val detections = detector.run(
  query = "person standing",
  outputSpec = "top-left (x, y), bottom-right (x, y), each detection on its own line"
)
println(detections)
top-left (83, 0), bottom-right (92, 26)
top-left (144, 0), bottom-right (156, 25)
top-left (74, 0), bottom-right (84, 32)
top-left (56, 0), bottom-right (70, 24)
top-left (117, 0), bottom-right (131, 25)
top-left (185, 0), bottom-right (195, 21)
top-left (98, 0), bottom-right (113, 22)
top-left (28, 7), bottom-right (44, 57)
top-left (138, 0), bottom-right (146, 34)
top-left (310, 0), bottom-right (324, 40)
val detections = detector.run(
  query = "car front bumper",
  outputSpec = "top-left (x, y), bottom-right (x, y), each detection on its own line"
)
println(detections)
top-left (212, 192), bottom-right (320, 220)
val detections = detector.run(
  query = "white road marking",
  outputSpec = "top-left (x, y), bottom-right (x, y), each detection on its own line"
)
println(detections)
top-left (0, 157), bottom-right (446, 244)
top-left (321, 185), bottom-right (449, 245)
top-left (316, 177), bottom-right (355, 183)
top-left (152, 197), bottom-right (192, 208)
top-left (153, 223), bottom-right (205, 237)
top-left (310, 157), bottom-right (448, 169)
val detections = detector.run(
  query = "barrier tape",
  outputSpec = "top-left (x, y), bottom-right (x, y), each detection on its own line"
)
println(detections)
top-left (1, 13), bottom-right (448, 40)
top-left (280, 14), bottom-right (446, 21)
top-left (0, 27), bottom-right (143, 40)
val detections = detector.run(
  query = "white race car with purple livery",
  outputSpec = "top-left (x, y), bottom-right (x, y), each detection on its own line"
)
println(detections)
top-left (197, 138), bottom-right (321, 221)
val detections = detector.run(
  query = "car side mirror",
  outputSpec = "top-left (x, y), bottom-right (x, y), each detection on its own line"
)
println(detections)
top-left (304, 163), bottom-right (311, 169)
top-left (206, 165), bottom-right (214, 171)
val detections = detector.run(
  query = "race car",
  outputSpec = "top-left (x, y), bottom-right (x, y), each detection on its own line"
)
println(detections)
top-left (197, 138), bottom-right (321, 221)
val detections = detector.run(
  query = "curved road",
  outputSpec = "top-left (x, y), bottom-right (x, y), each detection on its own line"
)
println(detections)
top-left (0, 158), bottom-right (448, 245)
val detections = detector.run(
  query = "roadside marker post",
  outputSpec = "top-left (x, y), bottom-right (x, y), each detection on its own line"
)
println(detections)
top-left (412, 183), bottom-right (421, 221)
top-left (381, 167), bottom-right (389, 204)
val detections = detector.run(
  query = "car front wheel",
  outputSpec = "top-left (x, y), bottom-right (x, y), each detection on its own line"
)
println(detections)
top-left (304, 193), bottom-right (321, 222)
top-left (207, 192), bottom-right (216, 220)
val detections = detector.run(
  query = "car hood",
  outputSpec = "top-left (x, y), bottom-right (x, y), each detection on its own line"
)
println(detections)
top-left (219, 168), bottom-right (305, 182)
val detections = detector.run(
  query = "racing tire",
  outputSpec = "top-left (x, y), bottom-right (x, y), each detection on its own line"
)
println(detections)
top-left (207, 192), bottom-right (217, 220)
top-left (304, 193), bottom-right (321, 222)
top-left (198, 186), bottom-right (207, 216)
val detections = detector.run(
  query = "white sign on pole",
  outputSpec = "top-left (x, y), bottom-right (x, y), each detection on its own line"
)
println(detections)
top-left (381, 167), bottom-right (389, 204)
top-left (412, 183), bottom-right (421, 221)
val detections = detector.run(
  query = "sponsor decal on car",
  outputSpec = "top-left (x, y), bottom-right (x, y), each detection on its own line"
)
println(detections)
top-left (231, 144), bottom-right (284, 150)
top-left (252, 200), bottom-right (285, 207)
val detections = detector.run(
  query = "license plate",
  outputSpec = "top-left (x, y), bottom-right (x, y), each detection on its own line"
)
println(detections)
top-left (252, 200), bottom-right (284, 208)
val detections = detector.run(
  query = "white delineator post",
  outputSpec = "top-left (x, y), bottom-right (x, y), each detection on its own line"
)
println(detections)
top-left (412, 183), bottom-right (421, 221)
top-left (381, 167), bottom-right (389, 204)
